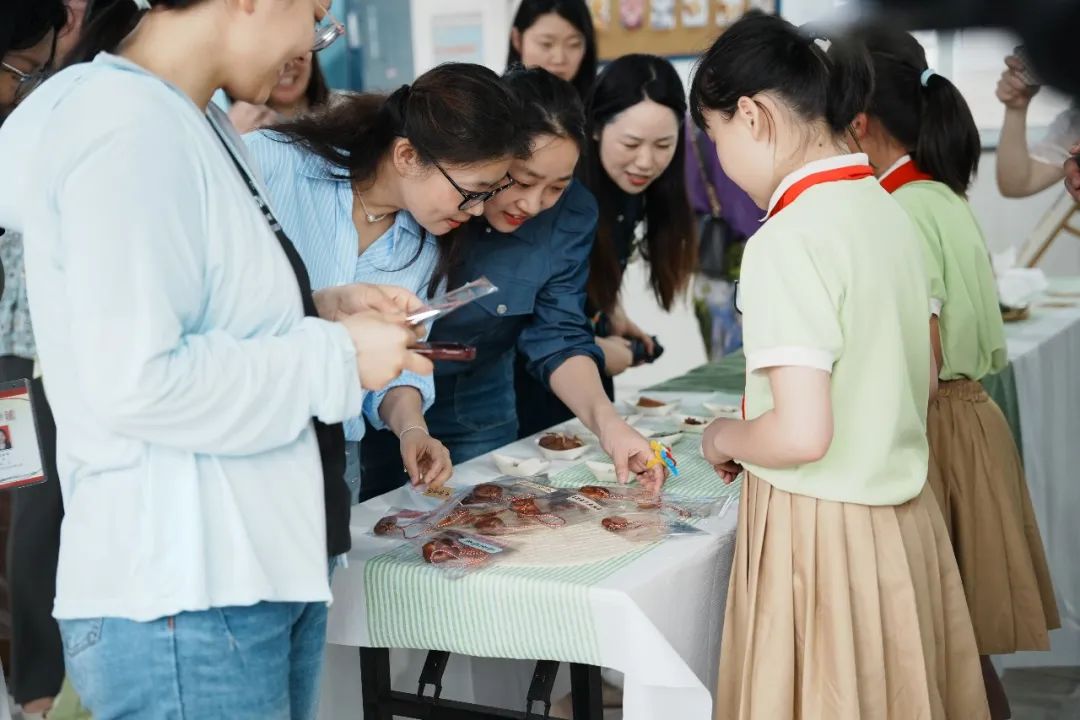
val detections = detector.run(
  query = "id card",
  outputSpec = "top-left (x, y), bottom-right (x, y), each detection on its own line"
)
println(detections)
top-left (0, 380), bottom-right (47, 491)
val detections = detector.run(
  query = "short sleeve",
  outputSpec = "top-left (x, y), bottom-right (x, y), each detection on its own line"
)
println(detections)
top-left (1029, 108), bottom-right (1080, 166)
top-left (739, 230), bottom-right (842, 373)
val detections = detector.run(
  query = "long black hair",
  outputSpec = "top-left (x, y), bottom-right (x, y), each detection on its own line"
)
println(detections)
top-left (303, 54), bottom-right (330, 110)
top-left (507, 0), bottom-right (597, 101)
top-left (66, 0), bottom-right (205, 67)
top-left (503, 64), bottom-right (586, 155)
top-left (272, 63), bottom-right (527, 296)
top-left (0, 0), bottom-right (67, 60)
top-left (582, 53), bottom-right (694, 313)
top-left (690, 11), bottom-right (872, 142)
top-left (846, 23), bottom-right (980, 195)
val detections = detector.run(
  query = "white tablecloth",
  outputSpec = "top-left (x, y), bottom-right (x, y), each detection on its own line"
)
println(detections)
top-left (319, 391), bottom-right (740, 720)
top-left (1000, 282), bottom-right (1080, 668)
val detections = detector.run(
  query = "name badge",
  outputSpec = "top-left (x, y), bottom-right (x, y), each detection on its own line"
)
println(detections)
top-left (0, 380), bottom-right (48, 491)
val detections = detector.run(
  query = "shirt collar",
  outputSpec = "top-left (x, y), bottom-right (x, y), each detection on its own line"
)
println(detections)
top-left (878, 154), bottom-right (912, 183)
top-left (763, 153), bottom-right (870, 217)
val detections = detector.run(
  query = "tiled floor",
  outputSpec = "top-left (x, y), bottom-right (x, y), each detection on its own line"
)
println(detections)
top-left (1002, 666), bottom-right (1080, 720)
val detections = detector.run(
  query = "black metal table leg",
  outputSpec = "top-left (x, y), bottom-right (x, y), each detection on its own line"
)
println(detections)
top-left (360, 647), bottom-right (394, 720)
top-left (569, 663), bottom-right (603, 720)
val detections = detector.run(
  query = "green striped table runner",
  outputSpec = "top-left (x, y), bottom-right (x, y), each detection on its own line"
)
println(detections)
top-left (364, 434), bottom-right (741, 663)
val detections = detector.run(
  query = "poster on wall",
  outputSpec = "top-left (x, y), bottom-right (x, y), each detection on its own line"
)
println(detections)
top-left (431, 12), bottom-right (484, 66)
top-left (680, 0), bottom-right (709, 28)
top-left (594, 0), bottom-right (777, 60)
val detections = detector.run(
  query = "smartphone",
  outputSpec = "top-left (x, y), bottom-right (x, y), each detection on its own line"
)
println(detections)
top-left (411, 342), bottom-right (477, 362)
top-left (1013, 46), bottom-right (1041, 87)
top-left (407, 278), bottom-right (499, 326)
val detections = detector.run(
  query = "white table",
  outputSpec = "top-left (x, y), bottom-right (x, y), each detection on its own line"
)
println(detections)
top-left (1000, 282), bottom-right (1080, 668)
top-left (318, 391), bottom-right (741, 720)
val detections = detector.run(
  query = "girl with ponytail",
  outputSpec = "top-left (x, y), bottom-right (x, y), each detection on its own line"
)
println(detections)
top-left (691, 12), bottom-right (989, 718)
top-left (846, 24), bottom-right (1059, 720)
top-left (0, 1), bottom-right (434, 716)
top-left (244, 62), bottom-right (525, 502)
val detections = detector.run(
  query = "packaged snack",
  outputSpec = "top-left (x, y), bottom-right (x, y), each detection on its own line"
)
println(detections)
top-left (414, 529), bottom-right (514, 577)
top-left (598, 511), bottom-right (705, 543)
top-left (368, 508), bottom-right (437, 540)
top-left (577, 485), bottom-right (723, 520)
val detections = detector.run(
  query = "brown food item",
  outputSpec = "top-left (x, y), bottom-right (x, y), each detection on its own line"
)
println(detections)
top-left (462, 483), bottom-right (504, 505)
top-left (422, 538), bottom-right (457, 564)
top-left (373, 516), bottom-right (399, 536)
top-left (683, 417), bottom-right (705, 426)
top-left (510, 497), bottom-right (541, 516)
top-left (538, 432), bottom-right (584, 451)
top-left (636, 396), bottom-right (666, 408)
top-left (473, 514), bottom-right (506, 533)
top-left (602, 516), bottom-right (630, 532)
top-left (580, 485), bottom-right (612, 500)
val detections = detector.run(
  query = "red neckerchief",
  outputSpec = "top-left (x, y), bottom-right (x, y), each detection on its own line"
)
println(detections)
top-left (879, 157), bottom-right (934, 194)
top-left (767, 164), bottom-right (875, 219)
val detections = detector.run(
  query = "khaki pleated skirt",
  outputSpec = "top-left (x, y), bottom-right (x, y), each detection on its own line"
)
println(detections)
top-left (927, 379), bottom-right (1060, 654)
top-left (716, 473), bottom-right (989, 720)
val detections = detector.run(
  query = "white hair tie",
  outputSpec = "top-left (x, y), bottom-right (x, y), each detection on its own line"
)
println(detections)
top-left (920, 68), bottom-right (938, 87)
top-left (132, 0), bottom-right (152, 10)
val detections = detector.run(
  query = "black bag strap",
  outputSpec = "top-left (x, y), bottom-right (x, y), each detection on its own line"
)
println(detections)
top-left (688, 127), bottom-right (723, 219)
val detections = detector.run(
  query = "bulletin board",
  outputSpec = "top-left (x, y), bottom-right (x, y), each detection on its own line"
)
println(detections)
top-left (590, 1), bottom-right (779, 61)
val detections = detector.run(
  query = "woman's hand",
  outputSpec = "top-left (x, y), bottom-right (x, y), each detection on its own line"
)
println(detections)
top-left (702, 419), bottom-right (743, 483)
top-left (228, 101), bottom-right (280, 134)
top-left (399, 428), bottom-right (452, 489)
top-left (609, 303), bottom-right (655, 359)
top-left (338, 312), bottom-right (432, 390)
top-left (596, 335), bottom-right (634, 376)
top-left (598, 417), bottom-right (666, 494)
top-left (314, 283), bottom-right (426, 323)
top-left (996, 55), bottom-right (1039, 110)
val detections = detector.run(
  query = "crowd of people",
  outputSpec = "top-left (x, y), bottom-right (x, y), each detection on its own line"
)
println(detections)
top-left (0, 0), bottom-right (1077, 718)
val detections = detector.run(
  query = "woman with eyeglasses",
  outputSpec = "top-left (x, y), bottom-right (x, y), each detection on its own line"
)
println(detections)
top-left (398, 67), bottom-right (662, 491)
top-left (0, 1), bottom-right (432, 717)
top-left (1, 3), bottom-right (69, 718)
top-left (244, 62), bottom-right (522, 502)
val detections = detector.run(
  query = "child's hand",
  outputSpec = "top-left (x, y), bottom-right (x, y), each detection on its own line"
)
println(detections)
top-left (702, 419), bottom-right (743, 483)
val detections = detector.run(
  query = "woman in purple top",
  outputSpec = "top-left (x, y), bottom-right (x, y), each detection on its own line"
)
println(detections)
top-left (684, 121), bottom-right (762, 359)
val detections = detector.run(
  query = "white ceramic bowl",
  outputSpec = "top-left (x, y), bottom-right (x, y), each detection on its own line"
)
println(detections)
top-left (679, 416), bottom-right (712, 434)
top-left (493, 453), bottom-right (551, 478)
top-left (703, 401), bottom-right (741, 418)
top-left (624, 395), bottom-right (679, 417)
top-left (535, 434), bottom-right (589, 461)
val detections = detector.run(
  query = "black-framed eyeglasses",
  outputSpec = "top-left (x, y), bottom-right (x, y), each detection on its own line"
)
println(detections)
top-left (431, 161), bottom-right (515, 211)
top-left (313, 3), bottom-right (345, 52)
top-left (2, 31), bottom-right (57, 104)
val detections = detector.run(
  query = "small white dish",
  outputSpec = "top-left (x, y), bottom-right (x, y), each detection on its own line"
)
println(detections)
top-left (651, 431), bottom-right (683, 446)
top-left (703, 401), bottom-right (741, 418)
top-left (586, 460), bottom-right (623, 483)
top-left (535, 434), bottom-right (589, 461)
top-left (493, 453), bottom-right (551, 478)
top-left (679, 416), bottom-right (712, 434)
top-left (624, 395), bottom-right (679, 417)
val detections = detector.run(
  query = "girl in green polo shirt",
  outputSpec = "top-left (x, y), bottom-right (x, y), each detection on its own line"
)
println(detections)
top-left (692, 12), bottom-right (988, 720)
top-left (845, 25), bottom-right (1059, 720)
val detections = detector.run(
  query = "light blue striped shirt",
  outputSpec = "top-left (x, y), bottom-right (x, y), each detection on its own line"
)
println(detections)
top-left (244, 131), bottom-right (437, 442)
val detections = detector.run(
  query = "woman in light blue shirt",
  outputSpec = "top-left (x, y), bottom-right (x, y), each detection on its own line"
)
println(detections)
top-left (0, 1), bottom-right (431, 717)
top-left (247, 63), bottom-right (525, 501)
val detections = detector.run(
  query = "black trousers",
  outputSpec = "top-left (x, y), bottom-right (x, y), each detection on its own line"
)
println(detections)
top-left (1, 356), bottom-right (64, 703)
top-left (513, 353), bottom-right (615, 440)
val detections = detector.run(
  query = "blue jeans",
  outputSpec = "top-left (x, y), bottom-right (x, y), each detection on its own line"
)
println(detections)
top-left (59, 601), bottom-right (328, 720)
